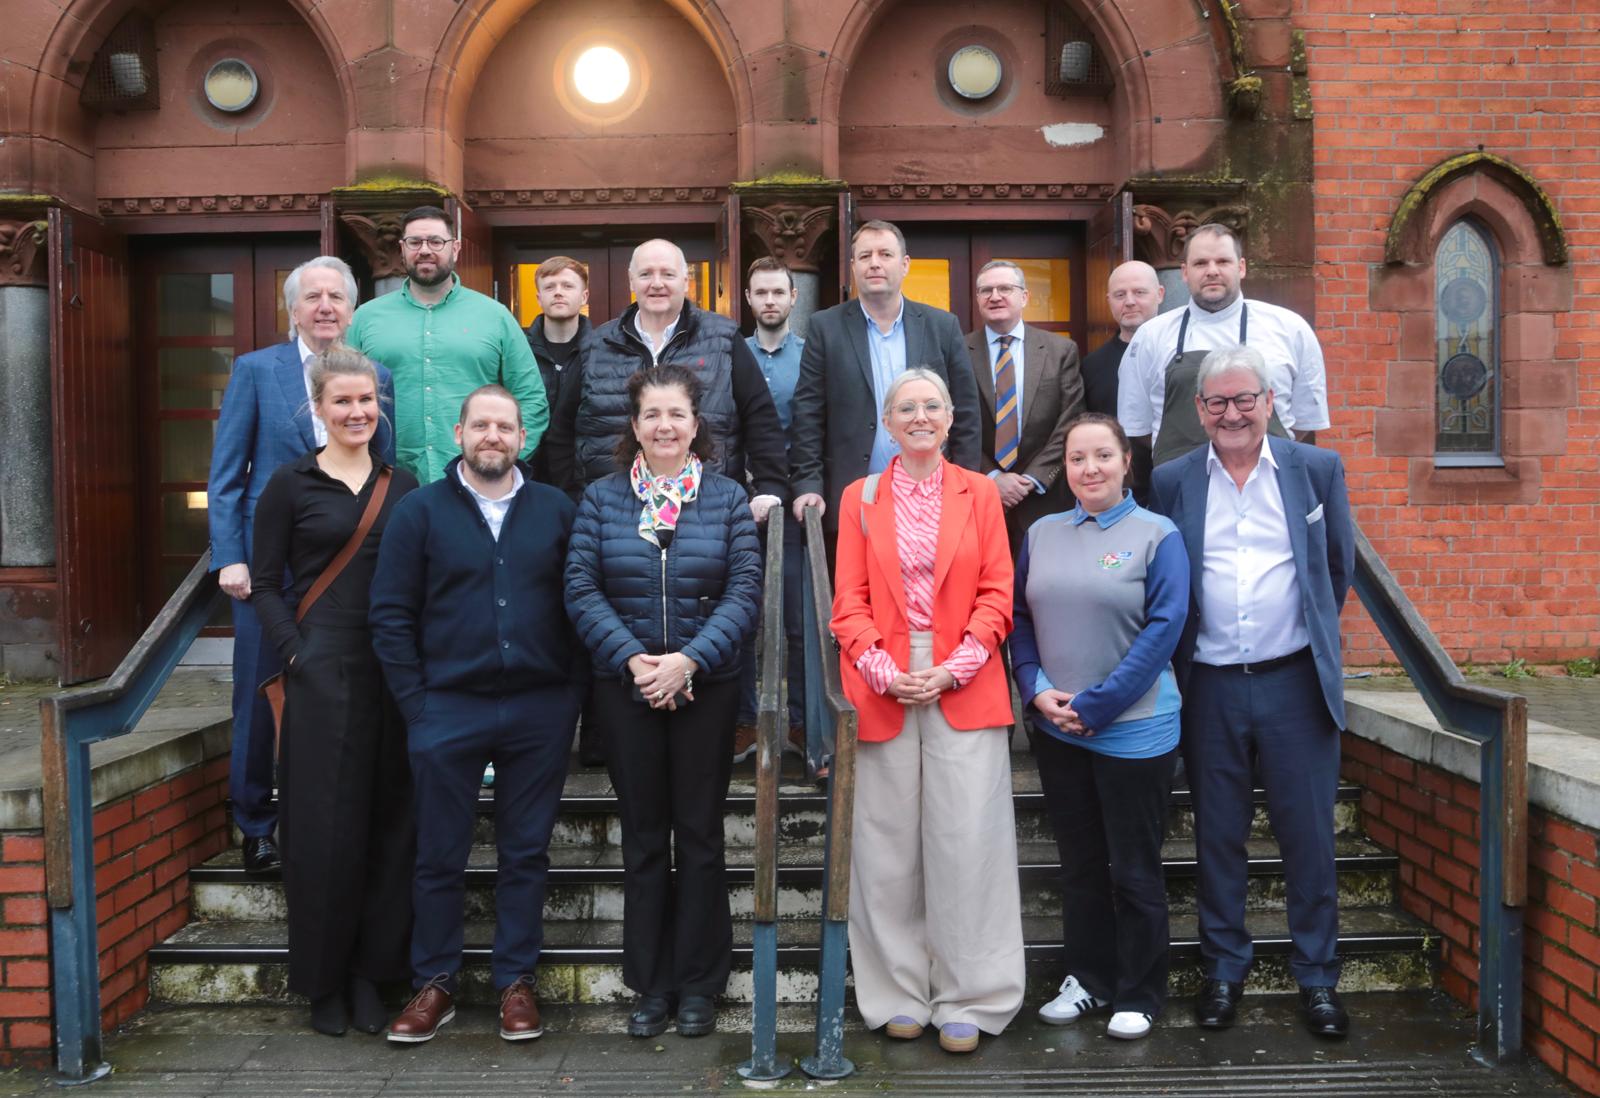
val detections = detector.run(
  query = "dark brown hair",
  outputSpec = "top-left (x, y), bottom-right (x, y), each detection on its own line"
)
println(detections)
top-left (1063, 412), bottom-right (1131, 457)
top-left (401, 205), bottom-right (450, 233)
top-left (746, 255), bottom-right (794, 290)
top-left (459, 383), bottom-right (522, 428)
top-left (850, 218), bottom-right (907, 257)
top-left (613, 365), bottom-right (717, 469)
top-left (1182, 222), bottom-right (1244, 263)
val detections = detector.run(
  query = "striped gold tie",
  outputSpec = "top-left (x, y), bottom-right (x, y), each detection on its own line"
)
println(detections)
top-left (994, 335), bottom-right (1019, 471)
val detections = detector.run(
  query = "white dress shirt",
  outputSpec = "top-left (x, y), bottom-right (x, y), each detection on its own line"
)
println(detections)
top-left (298, 336), bottom-right (328, 448)
top-left (456, 463), bottom-right (524, 541)
top-left (1116, 295), bottom-right (1330, 440)
top-left (1194, 442), bottom-right (1309, 666)
top-left (634, 312), bottom-right (681, 362)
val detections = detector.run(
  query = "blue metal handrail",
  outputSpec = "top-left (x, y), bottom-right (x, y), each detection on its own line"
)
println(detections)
top-left (797, 505), bottom-right (858, 1080)
top-left (1351, 525), bottom-right (1526, 1065)
top-left (42, 554), bottom-right (221, 1082)
top-left (739, 508), bottom-right (790, 1082)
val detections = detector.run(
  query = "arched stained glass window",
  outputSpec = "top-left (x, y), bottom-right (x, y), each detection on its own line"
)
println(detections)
top-left (1434, 220), bottom-right (1500, 461)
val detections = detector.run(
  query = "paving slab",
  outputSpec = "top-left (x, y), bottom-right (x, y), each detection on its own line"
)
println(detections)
top-left (0, 993), bottom-right (1578, 1096)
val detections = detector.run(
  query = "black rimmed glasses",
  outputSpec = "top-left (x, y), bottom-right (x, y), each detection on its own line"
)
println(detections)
top-left (401, 235), bottom-right (454, 251)
top-left (1199, 390), bottom-right (1264, 415)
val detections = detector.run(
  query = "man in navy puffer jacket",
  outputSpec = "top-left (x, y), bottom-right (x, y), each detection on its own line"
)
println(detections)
top-left (371, 385), bottom-right (583, 1046)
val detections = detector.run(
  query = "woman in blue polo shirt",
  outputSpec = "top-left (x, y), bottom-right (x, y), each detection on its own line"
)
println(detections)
top-left (1010, 412), bottom-right (1189, 1041)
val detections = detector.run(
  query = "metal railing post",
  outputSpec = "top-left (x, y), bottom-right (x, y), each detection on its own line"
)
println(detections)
top-left (1351, 526), bottom-right (1526, 1065)
top-left (797, 506), bottom-right (856, 1080)
top-left (740, 509), bottom-right (791, 1082)
top-left (41, 557), bottom-right (221, 1082)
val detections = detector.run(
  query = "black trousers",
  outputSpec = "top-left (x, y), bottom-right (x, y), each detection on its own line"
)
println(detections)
top-left (1032, 731), bottom-right (1177, 1016)
top-left (593, 675), bottom-right (739, 999)
top-left (279, 612), bottom-right (414, 1000)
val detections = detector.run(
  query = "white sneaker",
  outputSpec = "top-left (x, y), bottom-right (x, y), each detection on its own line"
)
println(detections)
top-left (1106, 1011), bottom-right (1153, 1040)
top-left (1037, 975), bottom-right (1108, 1025)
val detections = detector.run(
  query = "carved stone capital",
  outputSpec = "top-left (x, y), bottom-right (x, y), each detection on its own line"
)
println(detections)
top-left (744, 204), bottom-right (835, 273)
top-left (338, 211), bottom-right (408, 280)
top-left (0, 220), bottom-right (49, 287)
top-left (1132, 203), bottom-right (1250, 268)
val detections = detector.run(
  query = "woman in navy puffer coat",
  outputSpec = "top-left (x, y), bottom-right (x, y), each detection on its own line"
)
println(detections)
top-left (565, 364), bottom-right (761, 1040)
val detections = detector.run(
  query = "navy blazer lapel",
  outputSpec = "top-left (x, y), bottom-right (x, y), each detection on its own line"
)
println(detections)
top-left (1180, 449), bottom-right (1209, 599)
top-left (271, 341), bottom-right (316, 451)
top-left (845, 300), bottom-right (875, 393)
top-left (1270, 436), bottom-right (1310, 578)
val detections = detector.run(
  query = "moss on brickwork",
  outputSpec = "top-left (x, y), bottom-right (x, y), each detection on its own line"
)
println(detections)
top-left (731, 174), bottom-right (846, 191)
top-left (1386, 151), bottom-right (1567, 265)
top-left (331, 176), bottom-right (449, 197)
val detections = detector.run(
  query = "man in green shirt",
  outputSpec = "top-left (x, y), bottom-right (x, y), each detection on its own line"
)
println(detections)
top-left (348, 205), bottom-right (547, 483)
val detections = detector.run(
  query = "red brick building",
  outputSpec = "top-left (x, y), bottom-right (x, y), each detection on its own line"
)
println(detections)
top-left (0, 2), bottom-right (1593, 669)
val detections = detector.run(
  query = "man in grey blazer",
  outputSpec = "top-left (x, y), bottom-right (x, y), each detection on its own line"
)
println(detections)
top-left (789, 220), bottom-right (982, 535)
top-left (1149, 345), bottom-right (1354, 1040)
top-left (964, 260), bottom-right (1085, 554)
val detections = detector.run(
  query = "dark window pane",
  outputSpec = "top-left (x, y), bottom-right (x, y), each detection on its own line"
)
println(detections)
top-left (158, 273), bottom-right (234, 337)
top-left (161, 491), bottom-right (211, 555)
top-left (161, 419), bottom-right (217, 482)
top-left (159, 347), bottom-right (233, 410)
top-left (1435, 221), bottom-right (1498, 457)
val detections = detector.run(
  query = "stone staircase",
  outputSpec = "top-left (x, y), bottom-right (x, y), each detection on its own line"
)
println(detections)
top-left (146, 747), bottom-right (1437, 1020)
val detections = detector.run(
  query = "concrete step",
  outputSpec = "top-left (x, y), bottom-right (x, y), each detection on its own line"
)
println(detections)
top-left (191, 836), bottom-right (1398, 923)
top-left (147, 908), bottom-right (1438, 1008)
top-left (56, 994), bottom-right (1579, 1098)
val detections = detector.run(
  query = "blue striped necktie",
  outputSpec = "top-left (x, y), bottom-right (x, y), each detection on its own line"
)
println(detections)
top-left (993, 334), bottom-right (1019, 471)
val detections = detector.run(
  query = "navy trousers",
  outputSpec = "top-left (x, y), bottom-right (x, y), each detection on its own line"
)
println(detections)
top-left (1033, 734), bottom-right (1177, 1015)
top-left (738, 509), bottom-right (806, 728)
top-left (406, 685), bottom-right (579, 992)
top-left (1183, 656), bottom-right (1341, 987)
top-left (228, 595), bottom-right (280, 840)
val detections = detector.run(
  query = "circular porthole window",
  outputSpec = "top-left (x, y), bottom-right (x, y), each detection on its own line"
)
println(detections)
top-left (573, 45), bottom-right (631, 105)
top-left (204, 58), bottom-right (259, 113)
top-left (948, 45), bottom-right (1002, 100)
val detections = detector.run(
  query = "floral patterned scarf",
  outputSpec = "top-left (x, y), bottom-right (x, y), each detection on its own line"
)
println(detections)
top-left (630, 451), bottom-right (703, 547)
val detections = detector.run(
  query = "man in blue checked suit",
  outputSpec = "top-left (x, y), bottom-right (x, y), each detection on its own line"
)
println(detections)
top-left (1149, 345), bottom-right (1354, 1041)
top-left (207, 256), bottom-right (395, 877)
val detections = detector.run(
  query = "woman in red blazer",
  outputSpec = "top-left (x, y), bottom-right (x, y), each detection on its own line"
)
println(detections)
top-left (830, 368), bottom-right (1025, 1054)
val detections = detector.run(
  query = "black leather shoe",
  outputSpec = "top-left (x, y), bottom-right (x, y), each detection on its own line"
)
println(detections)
top-left (348, 976), bottom-right (386, 1034)
top-left (627, 994), bottom-right (673, 1037)
top-left (242, 836), bottom-right (282, 878)
top-left (676, 994), bottom-right (716, 1037)
top-left (310, 992), bottom-right (348, 1037)
top-left (1299, 986), bottom-right (1349, 1039)
top-left (1195, 978), bottom-right (1243, 1029)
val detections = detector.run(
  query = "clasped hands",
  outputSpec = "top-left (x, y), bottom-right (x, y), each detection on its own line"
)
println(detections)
top-left (1033, 688), bottom-right (1092, 737)
top-left (629, 652), bottom-right (697, 710)
top-left (887, 666), bottom-right (956, 707)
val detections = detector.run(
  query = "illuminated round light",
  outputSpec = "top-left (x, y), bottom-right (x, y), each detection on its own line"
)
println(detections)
top-left (204, 58), bottom-right (258, 112)
top-left (573, 46), bottom-right (631, 105)
top-left (948, 45), bottom-right (1002, 100)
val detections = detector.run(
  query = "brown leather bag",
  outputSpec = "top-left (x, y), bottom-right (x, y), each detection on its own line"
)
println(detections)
top-left (258, 468), bottom-right (392, 746)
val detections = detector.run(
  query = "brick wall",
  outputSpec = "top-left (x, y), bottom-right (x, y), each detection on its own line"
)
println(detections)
top-left (0, 758), bottom-right (230, 1067)
top-left (1301, 1), bottom-right (1600, 665)
top-left (1342, 732), bottom-right (1600, 1096)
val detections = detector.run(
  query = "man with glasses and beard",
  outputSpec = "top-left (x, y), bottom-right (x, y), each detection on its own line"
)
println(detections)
top-left (371, 386), bottom-right (584, 1046)
top-left (348, 206), bottom-right (547, 485)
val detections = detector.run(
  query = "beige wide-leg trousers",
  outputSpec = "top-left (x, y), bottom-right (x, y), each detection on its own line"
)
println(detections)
top-left (848, 632), bottom-right (1026, 1034)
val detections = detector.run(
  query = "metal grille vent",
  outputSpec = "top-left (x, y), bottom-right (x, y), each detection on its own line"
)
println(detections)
top-left (80, 13), bottom-right (160, 112)
top-left (1045, 3), bottom-right (1114, 98)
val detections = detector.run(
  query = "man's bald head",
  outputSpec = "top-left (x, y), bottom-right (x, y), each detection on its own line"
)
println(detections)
top-left (1107, 260), bottom-right (1164, 339)
top-left (629, 239), bottom-right (691, 322)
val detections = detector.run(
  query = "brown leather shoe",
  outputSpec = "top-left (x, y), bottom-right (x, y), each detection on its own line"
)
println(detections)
top-left (387, 976), bottom-right (454, 1044)
top-left (732, 722), bottom-right (759, 763)
top-left (786, 723), bottom-right (806, 756)
top-left (499, 976), bottom-right (543, 1041)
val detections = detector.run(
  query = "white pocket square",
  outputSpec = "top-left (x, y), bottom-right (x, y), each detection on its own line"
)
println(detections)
top-left (1306, 504), bottom-right (1324, 524)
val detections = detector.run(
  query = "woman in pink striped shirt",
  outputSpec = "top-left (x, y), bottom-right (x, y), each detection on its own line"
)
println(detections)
top-left (831, 368), bottom-right (1024, 1054)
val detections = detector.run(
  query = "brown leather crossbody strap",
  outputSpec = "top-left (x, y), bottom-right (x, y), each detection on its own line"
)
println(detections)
top-left (294, 467), bottom-right (392, 624)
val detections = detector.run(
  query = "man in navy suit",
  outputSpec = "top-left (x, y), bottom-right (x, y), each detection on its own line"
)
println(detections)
top-left (207, 256), bottom-right (395, 877)
top-left (789, 220), bottom-right (982, 537)
top-left (1149, 345), bottom-right (1354, 1039)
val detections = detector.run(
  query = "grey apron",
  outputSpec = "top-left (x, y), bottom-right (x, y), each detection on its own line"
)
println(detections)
top-left (1152, 303), bottom-right (1287, 466)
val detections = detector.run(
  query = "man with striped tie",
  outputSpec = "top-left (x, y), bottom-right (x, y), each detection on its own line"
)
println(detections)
top-left (964, 260), bottom-right (1086, 554)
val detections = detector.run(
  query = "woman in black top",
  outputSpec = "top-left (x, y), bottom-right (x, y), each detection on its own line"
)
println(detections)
top-left (251, 346), bottom-right (418, 1037)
